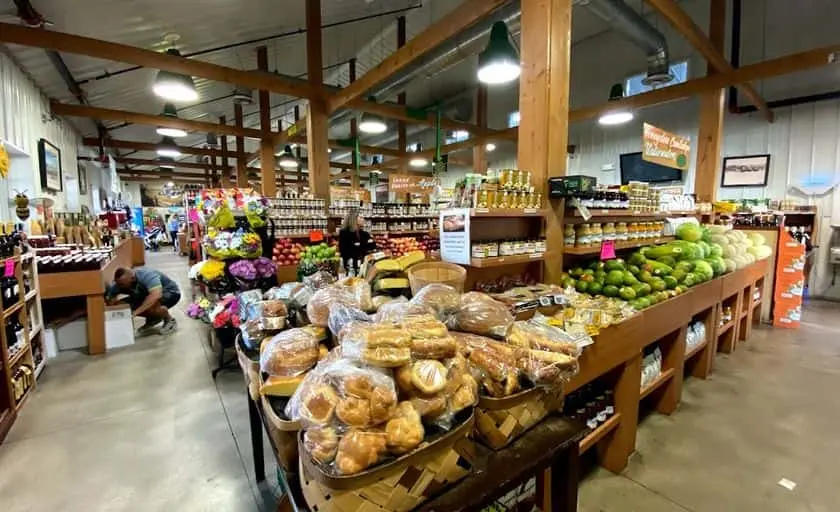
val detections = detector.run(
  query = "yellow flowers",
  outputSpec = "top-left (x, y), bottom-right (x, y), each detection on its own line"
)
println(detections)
top-left (199, 260), bottom-right (226, 281)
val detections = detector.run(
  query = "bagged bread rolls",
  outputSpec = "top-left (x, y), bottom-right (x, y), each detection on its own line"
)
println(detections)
top-left (328, 302), bottom-right (371, 338)
top-left (449, 292), bottom-right (514, 339)
top-left (385, 401), bottom-right (425, 455)
top-left (306, 286), bottom-right (354, 327)
top-left (335, 429), bottom-right (388, 475)
top-left (339, 322), bottom-right (412, 368)
top-left (304, 426), bottom-right (339, 465)
top-left (337, 276), bottom-right (374, 312)
top-left (286, 357), bottom-right (398, 430)
top-left (259, 328), bottom-right (320, 377)
top-left (374, 297), bottom-right (433, 323)
top-left (409, 283), bottom-right (461, 322)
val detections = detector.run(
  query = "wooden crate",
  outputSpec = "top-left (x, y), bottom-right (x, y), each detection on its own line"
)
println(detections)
top-left (474, 387), bottom-right (562, 450)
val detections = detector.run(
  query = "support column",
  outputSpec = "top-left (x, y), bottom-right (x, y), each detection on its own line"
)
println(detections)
top-left (473, 83), bottom-right (488, 173)
top-left (349, 59), bottom-right (360, 190)
top-left (277, 120), bottom-right (286, 191)
top-left (517, 0), bottom-right (572, 285)
top-left (306, 0), bottom-right (330, 199)
top-left (219, 115), bottom-right (231, 186)
top-left (234, 103), bottom-right (248, 187)
top-left (397, 16), bottom-right (408, 175)
top-left (694, 0), bottom-right (726, 203)
top-left (257, 46), bottom-right (276, 197)
top-left (294, 106), bottom-right (303, 193)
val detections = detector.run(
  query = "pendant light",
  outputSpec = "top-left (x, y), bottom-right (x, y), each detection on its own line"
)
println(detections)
top-left (156, 103), bottom-right (188, 138)
top-left (156, 136), bottom-right (182, 158)
top-left (277, 145), bottom-right (298, 168)
top-left (409, 143), bottom-right (427, 168)
top-left (153, 49), bottom-right (199, 102)
top-left (485, 142), bottom-right (496, 152)
top-left (598, 84), bottom-right (635, 126)
top-left (477, 22), bottom-right (521, 85)
top-left (359, 97), bottom-right (387, 134)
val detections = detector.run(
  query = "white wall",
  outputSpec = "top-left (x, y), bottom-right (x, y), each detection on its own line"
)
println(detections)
top-left (0, 51), bottom-right (81, 215)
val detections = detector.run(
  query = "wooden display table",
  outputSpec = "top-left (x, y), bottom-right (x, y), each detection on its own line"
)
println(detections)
top-left (38, 237), bottom-right (144, 355)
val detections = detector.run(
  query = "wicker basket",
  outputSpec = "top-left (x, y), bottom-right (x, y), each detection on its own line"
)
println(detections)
top-left (474, 387), bottom-right (563, 450)
top-left (261, 387), bottom-right (302, 472)
top-left (407, 261), bottom-right (467, 294)
top-left (298, 412), bottom-right (474, 512)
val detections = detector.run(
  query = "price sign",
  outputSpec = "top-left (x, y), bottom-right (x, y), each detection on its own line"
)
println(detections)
top-left (4, 259), bottom-right (14, 277)
top-left (309, 230), bottom-right (324, 243)
top-left (600, 240), bottom-right (616, 260)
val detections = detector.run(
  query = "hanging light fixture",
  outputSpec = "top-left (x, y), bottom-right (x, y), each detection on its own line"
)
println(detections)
top-left (277, 145), bottom-right (298, 168)
top-left (153, 49), bottom-right (199, 102)
top-left (359, 97), bottom-right (387, 134)
top-left (159, 156), bottom-right (175, 170)
top-left (156, 103), bottom-right (188, 138)
top-left (409, 143), bottom-right (427, 168)
top-left (156, 136), bottom-right (182, 158)
top-left (598, 84), bottom-right (634, 126)
top-left (370, 155), bottom-right (382, 174)
top-left (485, 142), bottom-right (497, 152)
top-left (477, 22), bottom-right (521, 85)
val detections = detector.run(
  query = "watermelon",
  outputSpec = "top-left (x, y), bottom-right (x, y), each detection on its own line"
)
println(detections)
top-left (696, 241), bottom-right (711, 259)
top-left (706, 256), bottom-right (726, 276)
top-left (692, 260), bottom-right (714, 282)
top-left (709, 243), bottom-right (723, 258)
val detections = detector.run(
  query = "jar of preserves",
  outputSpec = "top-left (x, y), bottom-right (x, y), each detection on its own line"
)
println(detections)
top-left (603, 222), bottom-right (616, 241)
top-left (535, 238), bottom-right (547, 254)
top-left (564, 225), bottom-right (576, 247)
top-left (575, 224), bottom-right (591, 247)
top-left (486, 241), bottom-right (499, 258)
top-left (477, 190), bottom-right (489, 209)
top-left (590, 223), bottom-right (603, 246)
top-left (471, 243), bottom-right (486, 259)
top-left (616, 222), bottom-right (628, 241)
top-left (499, 240), bottom-right (515, 256)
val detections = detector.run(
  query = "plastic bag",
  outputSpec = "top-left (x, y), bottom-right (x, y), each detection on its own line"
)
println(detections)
top-left (374, 296), bottom-right (432, 323)
top-left (306, 286), bottom-right (355, 327)
top-left (328, 302), bottom-right (371, 338)
top-left (449, 292), bottom-right (514, 339)
top-left (401, 315), bottom-right (458, 360)
top-left (409, 283), bottom-right (461, 322)
top-left (259, 328), bottom-right (320, 377)
top-left (507, 321), bottom-right (581, 358)
top-left (529, 312), bottom-right (594, 349)
top-left (264, 282), bottom-right (303, 302)
top-left (395, 355), bottom-right (477, 431)
top-left (286, 357), bottom-right (398, 430)
top-left (339, 322), bottom-right (412, 368)
top-left (303, 270), bottom-right (336, 290)
top-left (337, 276), bottom-right (374, 312)
top-left (371, 295), bottom-right (395, 311)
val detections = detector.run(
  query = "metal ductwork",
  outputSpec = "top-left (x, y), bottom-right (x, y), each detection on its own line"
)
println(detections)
top-left (578, 0), bottom-right (674, 86)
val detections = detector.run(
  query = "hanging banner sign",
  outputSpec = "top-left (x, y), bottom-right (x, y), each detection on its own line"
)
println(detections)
top-left (388, 175), bottom-right (439, 194)
top-left (642, 123), bottom-right (691, 170)
top-left (439, 208), bottom-right (471, 265)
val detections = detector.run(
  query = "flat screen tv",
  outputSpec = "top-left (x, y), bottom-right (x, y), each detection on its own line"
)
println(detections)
top-left (619, 152), bottom-right (683, 184)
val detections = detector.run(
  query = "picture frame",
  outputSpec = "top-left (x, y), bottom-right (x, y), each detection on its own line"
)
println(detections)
top-left (78, 163), bottom-right (88, 194)
top-left (38, 138), bottom-right (63, 191)
top-left (721, 154), bottom-right (771, 188)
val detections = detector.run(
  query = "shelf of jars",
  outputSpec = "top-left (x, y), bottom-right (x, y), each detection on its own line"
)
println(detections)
top-left (563, 221), bottom-right (671, 255)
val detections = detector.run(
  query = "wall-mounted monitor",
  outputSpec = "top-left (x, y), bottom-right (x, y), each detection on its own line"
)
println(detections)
top-left (619, 152), bottom-right (683, 184)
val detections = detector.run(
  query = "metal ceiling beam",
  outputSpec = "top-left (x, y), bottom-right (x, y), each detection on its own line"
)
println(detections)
top-left (327, 0), bottom-right (509, 113)
top-left (77, 5), bottom-right (421, 85)
top-left (642, 0), bottom-right (774, 122)
top-left (81, 137), bottom-right (244, 158)
top-left (0, 22), bottom-right (314, 98)
top-left (53, 102), bottom-right (268, 139)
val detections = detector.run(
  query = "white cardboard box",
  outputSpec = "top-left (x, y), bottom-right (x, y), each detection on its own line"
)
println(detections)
top-left (105, 305), bottom-right (135, 350)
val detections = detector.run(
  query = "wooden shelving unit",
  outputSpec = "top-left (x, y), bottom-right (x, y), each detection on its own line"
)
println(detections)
top-left (469, 208), bottom-right (547, 218)
top-left (684, 340), bottom-right (707, 361)
top-left (565, 209), bottom-right (699, 221)
top-left (468, 252), bottom-right (548, 268)
top-left (640, 368), bottom-right (676, 400)
top-left (0, 249), bottom-right (45, 444)
top-left (579, 413), bottom-right (621, 454)
top-left (564, 237), bottom-right (675, 256)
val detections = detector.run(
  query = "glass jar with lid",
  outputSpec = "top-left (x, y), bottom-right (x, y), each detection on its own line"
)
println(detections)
top-left (575, 224), bottom-right (591, 247)
top-left (616, 222), bottom-right (629, 241)
top-left (603, 222), bottom-right (616, 241)
top-left (590, 223), bottom-right (603, 246)
top-left (564, 225), bottom-right (576, 247)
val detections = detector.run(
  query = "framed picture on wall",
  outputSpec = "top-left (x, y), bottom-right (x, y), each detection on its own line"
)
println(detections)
top-left (38, 138), bottom-right (63, 191)
top-left (78, 163), bottom-right (88, 194)
top-left (721, 154), bottom-right (771, 188)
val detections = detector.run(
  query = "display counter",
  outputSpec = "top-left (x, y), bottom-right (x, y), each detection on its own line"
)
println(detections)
top-left (38, 237), bottom-right (143, 355)
top-left (566, 258), bottom-right (769, 472)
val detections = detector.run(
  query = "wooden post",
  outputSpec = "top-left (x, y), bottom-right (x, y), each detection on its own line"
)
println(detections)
top-left (517, 0), bottom-right (572, 285)
top-left (397, 16), bottom-right (408, 176)
top-left (219, 115), bottom-right (232, 186)
top-left (694, 0), bottom-right (726, 203)
top-left (473, 83), bottom-right (488, 173)
top-left (349, 59), bottom-right (360, 191)
top-left (306, 0), bottom-right (330, 199)
top-left (277, 119), bottom-right (286, 192)
top-left (257, 46), bottom-right (276, 197)
top-left (234, 103), bottom-right (248, 187)
top-left (294, 106), bottom-right (303, 193)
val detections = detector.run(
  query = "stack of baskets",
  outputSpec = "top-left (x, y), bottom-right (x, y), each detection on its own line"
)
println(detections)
top-left (474, 388), bottom-right (563, 450)
top-left (407, 261), bottom-right (466, 294)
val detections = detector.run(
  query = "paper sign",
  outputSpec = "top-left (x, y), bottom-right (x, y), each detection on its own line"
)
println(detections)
top-left (600, 240), bottom-right (616, 260)
top-left (642, 123), bottom-right (691, 170)
top-left (309, 230), bottom-right (324, 243)
top-left (569, 198), bottom-right (592, 221)
top-left (4, 259), bottom-right (14, 277)
top-left (439, 208), bottom-right (471, 265)
top-left (389, 175), bottom-right (439, 194)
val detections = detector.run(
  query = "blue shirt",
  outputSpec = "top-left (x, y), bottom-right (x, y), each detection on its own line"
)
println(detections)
top-left (107, 268), bottom-right (180, 301)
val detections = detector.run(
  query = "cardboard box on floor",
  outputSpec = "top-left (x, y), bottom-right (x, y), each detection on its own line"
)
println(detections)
top-left (49, 304), bottom-right (136, 353)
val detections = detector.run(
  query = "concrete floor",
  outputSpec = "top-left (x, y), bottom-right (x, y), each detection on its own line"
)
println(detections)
top-left (0, 251), bottom-right (838, 511)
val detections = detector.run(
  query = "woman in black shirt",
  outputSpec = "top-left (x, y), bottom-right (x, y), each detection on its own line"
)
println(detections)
top-left (338, 209), bottom-right (375, 276)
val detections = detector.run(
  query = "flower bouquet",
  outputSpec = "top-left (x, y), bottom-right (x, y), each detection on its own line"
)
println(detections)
top-left (186, 297), bottom-right (212, 323)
